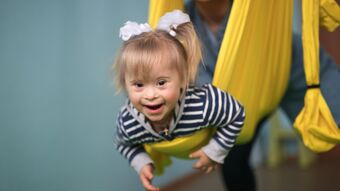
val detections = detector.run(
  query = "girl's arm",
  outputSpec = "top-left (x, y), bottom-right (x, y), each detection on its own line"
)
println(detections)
top-left (201, 84), bottom-right (246, 163)
top-left (115, 115), bottom-right (154, 173)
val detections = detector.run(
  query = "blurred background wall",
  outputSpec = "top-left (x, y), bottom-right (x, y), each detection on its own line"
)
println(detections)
top-left (0, 1), bottom-right (195, 190)
top-left (1, 0), bottom-right (339, 191)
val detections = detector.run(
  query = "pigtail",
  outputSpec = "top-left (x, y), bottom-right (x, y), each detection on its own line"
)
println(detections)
top-left (175, 23), bottom-right (202, 85)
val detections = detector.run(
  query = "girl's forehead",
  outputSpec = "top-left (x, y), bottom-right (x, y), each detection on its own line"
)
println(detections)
top-left (126, 60), bottom-right (177, 78)
top-left (123, 42), bottom-right (185, 81)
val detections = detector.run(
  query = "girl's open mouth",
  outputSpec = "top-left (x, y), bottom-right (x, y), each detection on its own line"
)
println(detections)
top-left (146, 104), bottom-right (163, 110)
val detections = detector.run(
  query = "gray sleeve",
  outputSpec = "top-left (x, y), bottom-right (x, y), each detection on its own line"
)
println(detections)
top-left (202, 139), bottom-right (230, 164)
top-left (130, 153), bottom-right (154, 174)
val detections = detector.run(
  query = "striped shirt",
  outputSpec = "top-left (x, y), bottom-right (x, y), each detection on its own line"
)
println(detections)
top-left (114, 84), bottom-right (245, 172)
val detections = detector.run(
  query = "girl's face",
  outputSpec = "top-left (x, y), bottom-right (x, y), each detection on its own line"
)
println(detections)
top-left (125, 61), bottom-right (183, 127)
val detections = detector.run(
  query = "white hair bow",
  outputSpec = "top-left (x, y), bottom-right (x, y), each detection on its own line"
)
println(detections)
top-left (156, 10), bottom-right (190, 37)
top-left (119, 21), bottom-right (152, 41)
top-left (119, 10), bottom-right (190, 41)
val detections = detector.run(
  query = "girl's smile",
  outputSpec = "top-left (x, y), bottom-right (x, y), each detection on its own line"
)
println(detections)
top-left (144, 103), bottom-right (163, 110)
top-left (125, 61), bottom-right (184, 128)
top-left (143, 103), bottom-right (164, 115)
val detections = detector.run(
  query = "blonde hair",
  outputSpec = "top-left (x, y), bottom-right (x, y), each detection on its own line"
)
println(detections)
top-left (114, 22), bottom-right (202, 91)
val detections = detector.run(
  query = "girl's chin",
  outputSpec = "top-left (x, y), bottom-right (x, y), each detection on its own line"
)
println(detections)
top-left (147, 116), bottom-right (167, 124)
top-left (146, 114), bottom-right (172, 125)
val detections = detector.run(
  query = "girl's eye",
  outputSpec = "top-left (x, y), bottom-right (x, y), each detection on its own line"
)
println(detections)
top-left (133, 82), bottom-right (144, 88)
top-left (157, 80), bottom-right (166, 86)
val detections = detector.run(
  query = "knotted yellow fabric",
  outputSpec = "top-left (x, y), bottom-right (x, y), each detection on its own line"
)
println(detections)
top-left (293, 0), bottom-right (340, 152)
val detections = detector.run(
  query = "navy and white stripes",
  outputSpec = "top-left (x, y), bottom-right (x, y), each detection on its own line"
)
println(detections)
top-left (115, 84), bottom-right (245, 166)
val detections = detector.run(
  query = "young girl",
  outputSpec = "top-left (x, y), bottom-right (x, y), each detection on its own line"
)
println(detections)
top-left (114, 10), bottom-right (245, 191)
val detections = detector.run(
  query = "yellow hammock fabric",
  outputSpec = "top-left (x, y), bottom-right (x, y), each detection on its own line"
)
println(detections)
top-left (144, 127), bottom-right (215, 175)
top-left (293, 0), bottom-right (340, 152)
top-left (146, 0), bottom-right (292, 174)
top-left (145, 0), bottom-right (340, 174)
top-left (148, 0), bottom-right (293, 143)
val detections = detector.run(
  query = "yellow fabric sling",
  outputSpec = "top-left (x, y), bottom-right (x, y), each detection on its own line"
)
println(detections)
top-left (293, 0), bottom-right (340, 152)
top-left (144, 0), bottom-right (340, 174)
top-left (145, 0), bottom-right (292, 174)
top-left (212, 0), bottom-right (292, 143)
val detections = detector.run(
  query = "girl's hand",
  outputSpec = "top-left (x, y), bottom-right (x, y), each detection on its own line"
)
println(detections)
top-left (190, 149), bottom-right (218, 173)
top-left (139, 164), bottom-right (160, 191)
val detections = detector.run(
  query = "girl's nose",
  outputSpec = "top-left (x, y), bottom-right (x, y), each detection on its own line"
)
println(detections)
top-left (144, 87), bottom-right (158, 100)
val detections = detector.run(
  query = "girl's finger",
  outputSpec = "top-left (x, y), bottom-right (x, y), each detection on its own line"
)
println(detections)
top-left (205, 166), bottom-right (214, 174)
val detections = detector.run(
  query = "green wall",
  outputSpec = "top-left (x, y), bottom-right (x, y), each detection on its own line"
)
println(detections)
top-left (0, 1), bottom-right (194, 190)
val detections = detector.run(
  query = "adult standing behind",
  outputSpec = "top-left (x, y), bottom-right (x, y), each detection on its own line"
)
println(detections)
top-left (185, 0), bottom-right (340, 190)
